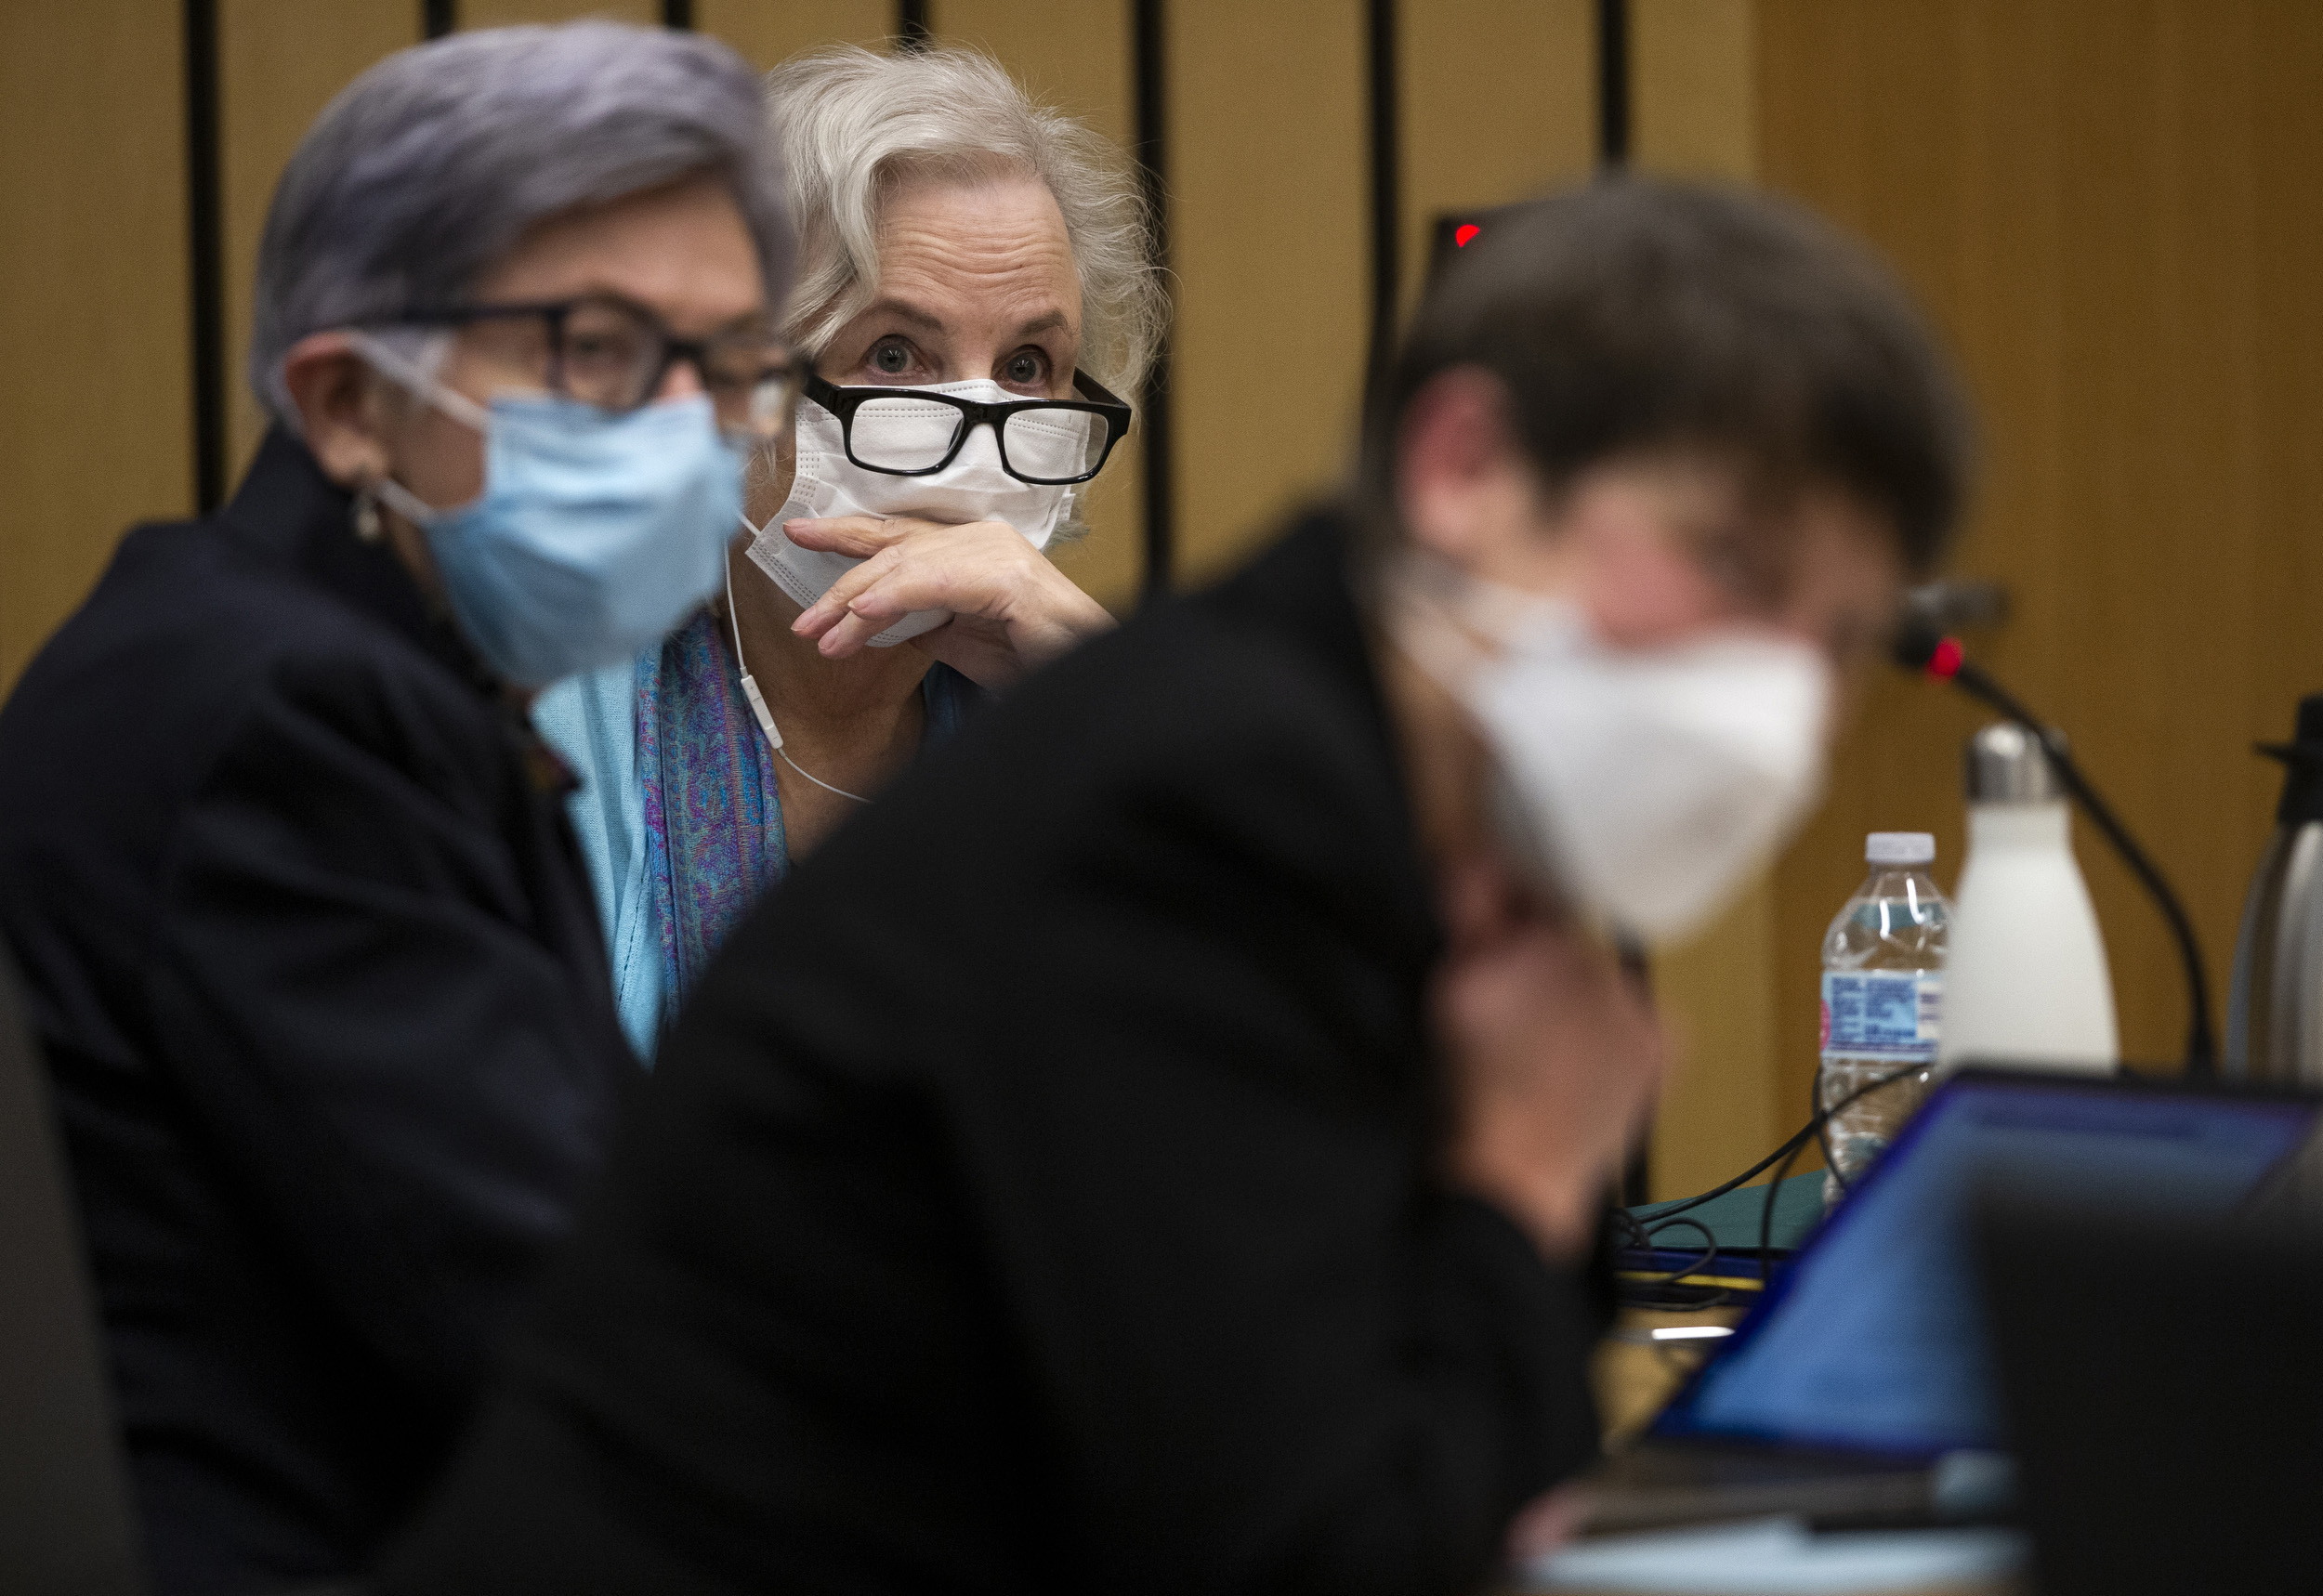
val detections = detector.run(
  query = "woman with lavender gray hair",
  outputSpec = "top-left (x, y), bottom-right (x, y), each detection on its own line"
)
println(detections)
top-left (0, 22), bottom-right (793, 1593)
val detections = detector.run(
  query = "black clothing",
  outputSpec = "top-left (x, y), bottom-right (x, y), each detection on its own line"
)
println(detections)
top-left (0, 431), bottom-right (637, 1595)
top-left (382, 510), bottom-right (1611, 1596)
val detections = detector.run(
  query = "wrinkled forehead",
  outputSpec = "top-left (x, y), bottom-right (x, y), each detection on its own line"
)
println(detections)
top-left (870, 169), bottom-right (1075, 294)
top-left (790, 164), bottom-right (1080, 360)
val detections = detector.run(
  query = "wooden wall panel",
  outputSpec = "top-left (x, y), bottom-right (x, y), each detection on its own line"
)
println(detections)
top-left (696, 0), bottom-right (894, 70)
top-left (1758, 1), bottom-right (2323, 1123)
top-left (930, 0), bottom-right (1146, 616)
top-left (220, 0), bottom-right (418, 479)
top-left (1397, 0), bottom-right (1595, 321)
top-left (461, 0), bottom-right (657, 25)
top-left (1650, 876), bottom-right (1785, 1197)
top-left (1627, 0), bottom-right (1779, 1199)
top-left (0, 0), bottom-right (193, 696)
top-left (1631, 0), bottom-right (1754, 182)
top-left (928, 1), bottom-right (1134, 153)
top-left (1165, 0), bottom-right (1369, 585)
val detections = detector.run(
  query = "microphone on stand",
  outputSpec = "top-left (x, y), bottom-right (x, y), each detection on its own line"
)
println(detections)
top-left (1892, 618), bottom-right (2217, 1077)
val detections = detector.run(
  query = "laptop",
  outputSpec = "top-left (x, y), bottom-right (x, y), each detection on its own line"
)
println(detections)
top-left (1579, 1066), bottom-right (2323, 1537)
top-left (1978, 1190), bottom-right (2323, 1595)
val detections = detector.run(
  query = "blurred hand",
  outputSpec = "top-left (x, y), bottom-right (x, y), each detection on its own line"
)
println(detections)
top-left (785, 515), bottom-right (1115, 687)
top-left (1432, 854), bottom-right (1665, 1262)
top-left (1505, 1481), bottom-right (1599, 1565)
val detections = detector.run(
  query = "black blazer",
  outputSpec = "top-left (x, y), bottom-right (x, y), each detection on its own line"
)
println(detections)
top-left (381, 510), bottom-right (1611, 1596)
top-left (0, 431), bottom-right (637, 1595)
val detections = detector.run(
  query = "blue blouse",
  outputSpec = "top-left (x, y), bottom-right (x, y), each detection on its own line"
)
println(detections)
top-left (534, 615), bottom-right (974, 1058)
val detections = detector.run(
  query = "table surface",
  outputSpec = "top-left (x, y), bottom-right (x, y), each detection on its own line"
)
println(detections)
top-left (1592, 1304), bottom-right (1743, 1448)
top-left (1551, 1307), bottom-right (2026, 1596)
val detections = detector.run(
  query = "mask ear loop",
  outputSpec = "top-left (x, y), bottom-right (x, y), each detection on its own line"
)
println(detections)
top-left (723, 537), bottom-right (872, 805)
top-left (344, 329), bottom-right (488, 430)
top-left (344, 329), bottom-right (488, 534)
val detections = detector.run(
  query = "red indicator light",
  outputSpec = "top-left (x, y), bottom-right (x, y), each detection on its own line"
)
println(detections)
top-left (1928, 636), bottom-right (1964, 679)
top-left (1454, 223), bottom-right (1481, 248)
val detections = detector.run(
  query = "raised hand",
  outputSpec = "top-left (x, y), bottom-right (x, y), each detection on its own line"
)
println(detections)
top-left (1432, 853), bottom-right (1666, 1262)
top-left (784, 515), bottom-right (1115, 687)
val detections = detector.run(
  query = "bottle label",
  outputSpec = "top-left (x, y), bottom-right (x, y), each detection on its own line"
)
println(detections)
top-left (1820, 971), bottom-right (1943, 1063)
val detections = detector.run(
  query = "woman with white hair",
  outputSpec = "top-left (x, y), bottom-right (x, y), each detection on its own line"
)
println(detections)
top-left (0, 22), bottom-right (792, 1592)
top-left (534, 44), bottom-right (1164, 1056)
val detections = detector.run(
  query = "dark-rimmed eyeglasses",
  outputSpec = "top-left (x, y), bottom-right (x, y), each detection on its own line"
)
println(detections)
top-left (803, 369), bottom-right (1133, 485)
top-left (374, 294), bottom-right (798, 441)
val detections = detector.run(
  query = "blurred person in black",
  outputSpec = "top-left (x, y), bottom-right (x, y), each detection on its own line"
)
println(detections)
top-left (380, 178), bottom-right (1968, 1596)
top-left (0, 22), bottom-right (792, 1594)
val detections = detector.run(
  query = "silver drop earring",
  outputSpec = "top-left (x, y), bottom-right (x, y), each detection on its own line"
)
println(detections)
top-left (353, 485), bottom-right (383, 543)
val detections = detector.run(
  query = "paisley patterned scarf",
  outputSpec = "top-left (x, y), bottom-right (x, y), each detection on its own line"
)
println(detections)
top-left (633, 608), bottom-right (973, 1008)
top-left (636, 610), bottom-right (787, 1003)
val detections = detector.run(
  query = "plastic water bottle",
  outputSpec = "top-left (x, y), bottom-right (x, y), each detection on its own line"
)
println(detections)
top-left (1818, 832), bottom-right (1949, 1205)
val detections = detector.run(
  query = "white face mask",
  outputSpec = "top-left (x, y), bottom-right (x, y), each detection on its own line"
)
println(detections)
top-left (1394, 559), bottom-right (1833, 944)
top-left (742, 381), bottom-right (1076, 647)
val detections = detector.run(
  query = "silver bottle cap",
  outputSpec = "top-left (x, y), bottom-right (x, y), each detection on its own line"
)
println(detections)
top-left (1966, 722), bottom-right (2067, 804)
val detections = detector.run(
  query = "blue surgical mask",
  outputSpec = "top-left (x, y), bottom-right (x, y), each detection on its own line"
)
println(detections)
top-left (355, 334), bottom-right (742, 688)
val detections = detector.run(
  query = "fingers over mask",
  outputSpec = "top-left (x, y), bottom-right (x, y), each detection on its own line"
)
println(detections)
top-left (781, 515), bottom-right (918, 557)
top-left (794, 547), bottom-right (901, 636)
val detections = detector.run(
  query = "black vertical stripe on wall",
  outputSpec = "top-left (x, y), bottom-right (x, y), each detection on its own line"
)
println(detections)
top-left (1602, 0), bottom-right (1639, 1198)
top-left (662, 0), bottom-right (693, 30)
top-left (1133, 0), bottom-right (1174, 603)
top-left (422, 0), bottom-right (455, 38)
top-left (1596, 0), bottom-right (1630, 168)
top-left (1617, 936), bottom-right (1652, 1205)
top-left (183, 0), bottom-right (225, 515)
top-left (898, 0), bottom-right (932, 51)
top-left (1364, 0), bottom-right (1399, 403)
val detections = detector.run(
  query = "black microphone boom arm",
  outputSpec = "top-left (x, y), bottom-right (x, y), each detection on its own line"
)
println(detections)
top-left (1893, 621), bottom-right (2217, 1077)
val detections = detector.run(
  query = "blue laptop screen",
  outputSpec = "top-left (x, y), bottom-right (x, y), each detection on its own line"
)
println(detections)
top-left (1651, 1071), bottom-right (2318, 1455)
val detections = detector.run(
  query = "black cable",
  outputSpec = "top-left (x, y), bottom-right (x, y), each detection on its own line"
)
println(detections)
top-left (1611, 1205), bottom-right (1650, 1251)
top-left (1765, 1066), bottom-right (1919, 1285)
top-left (1950, 659), bottom-right (2216, 1076)
top-left (1811, 1061), bottom-right (1931, 1201)
top-left (1895, 624), bottom-right (2216, 1076)
top-left (1628, 1118), bottom-right (1824, 1229)
top-left (1612, 1206), bottom-right (1730, 1311)
top-left (1815, 1064), bottom-right (1850, 1198)
top-left (1759, 1123), bottom-right (1809, 1289)
top-left (1626, 1278), bottom-right (1734, 1313)
top-left (1619, 1066), bottom-right (1923, 1305)
top-left (1752, 1066), bottom-right (1925, 1289)
top-left (1631, 1215), bottom-right (1719, 1287)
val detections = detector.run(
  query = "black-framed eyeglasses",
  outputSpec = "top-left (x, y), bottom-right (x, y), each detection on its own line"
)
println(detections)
top-left (375, 294), bottom-right (798, 441)
top-left (803, 369), bottom-right (1133, 485)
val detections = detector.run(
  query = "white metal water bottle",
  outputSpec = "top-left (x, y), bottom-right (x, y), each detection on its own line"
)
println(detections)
top-left (1818, 832), bottom-right (1949, 1204)
top-left (1936, 723), bottom-right (2119, 1073)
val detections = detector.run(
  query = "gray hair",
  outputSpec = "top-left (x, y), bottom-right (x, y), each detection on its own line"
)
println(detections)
top-left (768, 44), bottom-right (1164, 399)
top-left (248, 21), bottom-right (791, 423)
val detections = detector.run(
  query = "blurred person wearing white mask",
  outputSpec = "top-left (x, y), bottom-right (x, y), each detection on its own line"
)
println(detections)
top-left (382, 178), bottom-right (1968, 1596)
top-left (533, 44), bottom-right (1162, 1057)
